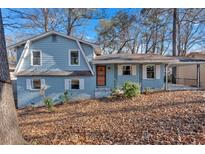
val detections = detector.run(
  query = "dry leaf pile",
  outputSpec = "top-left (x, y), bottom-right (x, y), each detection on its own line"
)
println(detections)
top-left (17, 91), bottom-right (205, 144)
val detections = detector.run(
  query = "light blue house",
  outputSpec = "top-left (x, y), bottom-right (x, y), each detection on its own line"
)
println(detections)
top-left (8, 31), bottom-right (204, 108)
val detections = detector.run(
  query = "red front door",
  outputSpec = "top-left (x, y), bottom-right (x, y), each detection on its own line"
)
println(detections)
top-left (96, 65), bottom-right (106, 86)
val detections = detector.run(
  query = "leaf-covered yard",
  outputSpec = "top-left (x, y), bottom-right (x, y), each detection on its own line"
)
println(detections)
top-left (17, 91), bottom-right (205, 144)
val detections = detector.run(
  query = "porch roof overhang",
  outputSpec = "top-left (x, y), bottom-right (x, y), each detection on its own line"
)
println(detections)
top-left (93, 60), bottom-right (177, 64)
top-left (93, 53), bottom-right (205, 65)
top-left (167, 57), bottom-right (205, 66)
top-left (93, 53), bottom-right (178, 64)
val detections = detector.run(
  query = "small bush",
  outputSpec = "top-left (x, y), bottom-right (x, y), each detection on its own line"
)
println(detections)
top-left (59, 91), bottom-right (69, 104)
top-left (122, 82), bottom-right (140, 98)
top-left (43, 97), bottom-right (54, 112)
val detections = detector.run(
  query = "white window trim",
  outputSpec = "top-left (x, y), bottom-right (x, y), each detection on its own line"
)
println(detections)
top-left (122, 65), bottom-right (132, 76)
top-left (31, 49), bottom-right (42, 66)
top-left (146, 64), bottom-right (156, 80)
top-left (68, 49), bottom-right (80, 66)
top-left (30, 78), bottom-right (42, 90)
top-left (64, 78), bottom-right (84, 90)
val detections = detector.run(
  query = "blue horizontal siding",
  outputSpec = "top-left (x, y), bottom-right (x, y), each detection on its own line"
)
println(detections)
top-left (94, 64), bottom-right (165, 90)
top-left (140, 64), bottom-right (165, 90)
top-left (17, 76), bottom-right (96, 108)
top-left (80, 42), bottom-right (94, 62)
top-left (17, 63), bottom-right (165, 108)
top-left (116, 64), bottom-right (140, 88)
top-left (20, 35), bottom-right (90, 71)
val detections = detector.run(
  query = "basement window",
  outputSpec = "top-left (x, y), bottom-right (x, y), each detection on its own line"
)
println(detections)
top-left (32, 79), bottom-right (41, 90)
top-left (147, 65), bottom-right (156, 79)
top-left (71, 79), bottom-right (80, 89)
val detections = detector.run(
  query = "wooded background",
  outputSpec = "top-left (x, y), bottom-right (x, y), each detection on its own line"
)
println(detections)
top-left (3, 8), bottom-right (205, 64)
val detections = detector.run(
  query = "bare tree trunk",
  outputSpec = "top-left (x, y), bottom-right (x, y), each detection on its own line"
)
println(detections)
top-left (42, 8), bottom-right (49, 32)
top-left (172, 8), bottom-right (177, 56)
top-left (160, 32), bottom-right (165, 55)
top-left (66, 9), bottom-right (72, 36)
top-left (172, 8), bottom-right (177, 84)
top-left (0, 9), bottom-right (25, 144)
top-left (176, 9), bottom-right (181, 56)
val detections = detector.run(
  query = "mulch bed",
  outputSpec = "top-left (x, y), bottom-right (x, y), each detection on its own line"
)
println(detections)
top-left (17, 90), bottom-right (205, 144)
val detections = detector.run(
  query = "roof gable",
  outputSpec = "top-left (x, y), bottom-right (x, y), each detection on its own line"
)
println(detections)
top-left (14, 32), bottom-right (95, 75)
top-left (7, 31), bottom-right (101, 55)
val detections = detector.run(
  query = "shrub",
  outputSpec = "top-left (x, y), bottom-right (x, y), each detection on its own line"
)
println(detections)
top-left (43, 97), bottom-right (54, 112)
top-left (122, 81), bottom-right (140, 98)
top-left (59, 91), bottom-right (69, 104)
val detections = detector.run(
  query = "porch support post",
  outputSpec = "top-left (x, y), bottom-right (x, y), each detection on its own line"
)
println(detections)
top-left (165, 64), bottom-right (168, 90)
top-left (197, 64), bottom-right (200, 88)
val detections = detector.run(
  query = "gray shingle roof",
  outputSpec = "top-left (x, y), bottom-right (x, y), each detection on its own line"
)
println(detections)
top-left (16, 70), bottom-right (92, 76)
top-left (93, 53), bottom-right (178, 64)
top-left (93, 53), bottom-right (205, 64)
top-left (7, 31), bottom-right (101, 55)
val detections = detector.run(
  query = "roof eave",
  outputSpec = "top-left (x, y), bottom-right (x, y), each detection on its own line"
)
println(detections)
top-left (92, 60), bottom-right (178, 64)
top-left (169, 61), bottom-right (205, 65)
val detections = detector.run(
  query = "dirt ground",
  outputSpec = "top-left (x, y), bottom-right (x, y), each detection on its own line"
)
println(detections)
top-left (17, 91), bottom-right (205, 144)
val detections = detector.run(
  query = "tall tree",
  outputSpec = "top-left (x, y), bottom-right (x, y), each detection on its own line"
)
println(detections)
top-left (176, 9), bottom-right (205, 56)
top-left (64, 8), bottom-right (105, 36)
top-left (5, 8), bottom-right (61, 33)
top-left (97, 10), bottom-right (137, 54)
top-left (139, 9), bottom-right (172, 54)
top-left (3, 8), bottom-right (205, 55)
top-left (0, 9), bottom-right (25, 144)
top-left (171, 8), bottom-right (177, 84)
top-left (4, 8), bottom-right (105, 39)
top-left (172, 8), bottom-right (177, 56)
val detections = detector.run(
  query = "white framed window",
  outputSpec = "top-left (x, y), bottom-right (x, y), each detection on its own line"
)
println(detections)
top-left (122, 65), bottom-right (132, 75)
top-left (69, 50), bottom-right (80, 66)
top-left (26, 79), bottom-right (45, 90)
top-left (64, 79), bottom-right (84, 90)
top-left (31, 50), bottom-right (42, 66)
top-left (32, 79), bottom-right (41, 90)
top-left (146, 64), bottom-right (156, 79)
